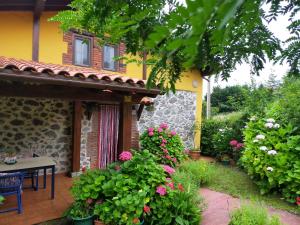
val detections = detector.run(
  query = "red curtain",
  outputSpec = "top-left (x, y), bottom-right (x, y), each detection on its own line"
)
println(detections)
top-left (97, 105), bottom-right (120, 168)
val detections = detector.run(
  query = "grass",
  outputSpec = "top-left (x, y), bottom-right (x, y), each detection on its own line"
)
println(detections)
top-left (179, 160), bottom-right (300, 215)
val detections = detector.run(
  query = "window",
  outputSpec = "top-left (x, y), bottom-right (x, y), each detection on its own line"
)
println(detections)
top-left (103, 45), bottom-right (118, 71)
top-left (73, 36), bottom-right (91, 66)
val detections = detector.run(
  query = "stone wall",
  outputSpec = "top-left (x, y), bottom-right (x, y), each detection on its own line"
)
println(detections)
top-left (0, 97), bottom-right (73, 173)
top-left (138, 91), bottom-right (197, 148)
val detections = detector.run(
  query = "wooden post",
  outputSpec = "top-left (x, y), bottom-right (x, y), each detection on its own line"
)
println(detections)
top-left (118, 96), bottom-right (132, 153)
top-left (72, 101), bottom-right (82, 172)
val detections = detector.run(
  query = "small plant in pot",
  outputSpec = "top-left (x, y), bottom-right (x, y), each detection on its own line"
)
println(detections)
top-left (4, 149), bottom-right (17, 165)
top-left (188, 147), bottom-right (201, 160)
top-left (65, 201), bottom-right (94, 225)
top-left (188, 121), bottom-right (201, 160)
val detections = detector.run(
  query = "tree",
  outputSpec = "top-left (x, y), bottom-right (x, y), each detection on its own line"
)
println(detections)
top-left (52, 0), bottom-right (298, 91)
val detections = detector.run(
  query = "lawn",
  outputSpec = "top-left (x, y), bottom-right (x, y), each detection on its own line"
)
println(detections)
top-left (180, 160), bottom-right (300, 215)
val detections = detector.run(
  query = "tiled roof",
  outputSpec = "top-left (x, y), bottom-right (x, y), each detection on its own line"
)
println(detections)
top-left (0, 56), bottom-right (146, 86)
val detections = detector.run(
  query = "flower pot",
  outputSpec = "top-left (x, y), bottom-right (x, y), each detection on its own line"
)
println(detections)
top-left (94, 220), bottom-right (106, 225)
top-left (72, 215), bottom-right (94, 225)
top-left (189, 151), bottom-right (201, 160)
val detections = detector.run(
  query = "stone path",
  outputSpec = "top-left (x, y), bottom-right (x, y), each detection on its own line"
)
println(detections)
top-left (200, 188), bottom-right (300, 225)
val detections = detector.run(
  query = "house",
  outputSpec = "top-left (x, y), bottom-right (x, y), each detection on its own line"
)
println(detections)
top-left (0, 0), bottom-right (203, 174)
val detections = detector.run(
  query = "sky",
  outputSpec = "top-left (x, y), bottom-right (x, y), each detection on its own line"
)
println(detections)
top-left (202, 7), bottom-right (292, 95)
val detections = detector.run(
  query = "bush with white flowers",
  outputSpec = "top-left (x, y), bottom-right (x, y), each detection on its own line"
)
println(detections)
top-left (241, 117), bottom-right (300, 204)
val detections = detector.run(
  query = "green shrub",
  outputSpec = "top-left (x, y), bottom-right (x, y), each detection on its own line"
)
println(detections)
top-left (140, 123), bottom-right (186, 167)
top-left (229, 203), bottom-right (282, 225)
top-left (178, 160), bottom-right (214, 186)
top-left (241, 117), bottom-right (300, 203)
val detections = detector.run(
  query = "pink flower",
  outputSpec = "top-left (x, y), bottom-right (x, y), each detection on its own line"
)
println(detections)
top-left (148, 131), bottom-right (154, 136)
top-left (148, 127), bottom-right (154, 132)
top-left (143, 205), bottom-right (151, 213)
top-left (161, 143), bottom-right (166, 147)
top-left (166, 178), bottom-right (172, 182)
top-left (178, 183), bottom-right (184, 192)
top-left (160, 123), bottom-right (168, 129)
top-left (296, 197), bottom-right (300, 206)
top-left (172, 157), bottom-right (177, 163)
top-left (119, 151), bottom-right (133, 161)
top-left (163, 149), bottom-right (169, 154)
top-left (236, 143), bottom-right (244, 149)
top-left (163, 165), bottom-right (175, 175)
top-left (165, 155), bottom-right (172, 160)
top-left (81, 166), bottom-right (86, 172)
top-left (156, 185), bottom-right (167, 196)
top-left (167, 182), bottom-right (175, 190)
top-left (86, 198), bottom-right (93, 204)
top-left (229, 139), bottom-right (238, 147)
top-left (157, 127), bottom-right (163, 133)
top-left (162, 139), bottom-right (167, 143)
top-left (170, 131), bottom-right (176, 136)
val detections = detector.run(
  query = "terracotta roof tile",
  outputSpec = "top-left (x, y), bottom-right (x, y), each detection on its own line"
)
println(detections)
top-left (0, 56), bottom-right (146, 86)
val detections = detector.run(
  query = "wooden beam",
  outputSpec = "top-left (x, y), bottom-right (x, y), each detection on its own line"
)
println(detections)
top-left (72, 101), bottom-right (82, 172)
top-left (118, 96), bottom-right (133, 153)
top-left (34, 0), bottom-right (46, 18)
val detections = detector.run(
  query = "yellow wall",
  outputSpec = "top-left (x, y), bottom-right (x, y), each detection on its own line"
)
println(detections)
top-left (39, 12), bottom-right (67, 64)
top-left (0, 12), bottom-right (32, 60)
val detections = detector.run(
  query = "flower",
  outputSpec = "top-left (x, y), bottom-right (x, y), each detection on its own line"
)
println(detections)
top-left (160, 123), bottom-right (168, 129)
top-left (167, 182), bottom-right (175, 190)
top-left (81, 166), bottom-right (86, 172)
top-left (170, 130), bottom-right (176, 136)
top-left (172, 157), bottom-right (177, 163)
top-left (163, 149), bottom-right (169, 154)
top-left (160, 143), bottom-right (166, 147)
top-left (119, 151), bottom-right (133, 161)
top-left (274, 123), bottom-right (280, 129)
top-left (267, 166), bottom-right (274, 172)
top-left (165, 155), bottom-right (172, 160)
top-left (259, 146), bottom-right (268, 151)
top-left (156, 185), bottom-right (167, 196)
top-left (255, 134), bottom-right (265, 140)
top-left (163, 165), bottom-right (175, 175)
top-left (266, 118), bottom-right (275, 123)
top-left (267, 150), bottom-right (277, 155)
top-left (157, 127), bottom-right (163, 132)
top-left (166, 178), bottom-right (172, 182)
top-left (296, 197), bottom-right (300, 206)
top-left (162, 139), bottom-right (167, 144)
top-left (86, 198), bottom-right (93, 204)
top-left (236, 143), bottom-right (244, 149)
top-left (265, 122), bottom-right (274, 128)
top-left (250, 116), bottom-right (257, 121)
top-left (253, 139), bottom-right (259, 143)
top-left (219, 129), bottom-right (225, 132)
top-left (132, 218), bottom-right (140, 224)
top-left (178, 183), bottom-right (184, 192)
top-left (143, 205), bottom-right (151, 213)
top-left (229, 140), bottom-right (238, 147)
top-left (148, 127), bottom-right (154, 132)
top-left (148, 131), bottom-right (154, 136)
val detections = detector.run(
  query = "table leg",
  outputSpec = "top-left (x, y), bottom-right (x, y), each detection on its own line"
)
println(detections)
top-left (43, 168), bottom-right (46, 189)
top-left (51, 166), bottom-right (55, 199)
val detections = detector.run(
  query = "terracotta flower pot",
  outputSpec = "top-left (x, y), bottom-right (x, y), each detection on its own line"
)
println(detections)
top-left (94, 220), bottom-right (106, 225)
top-left (189, 151), bottom-right (201, 160)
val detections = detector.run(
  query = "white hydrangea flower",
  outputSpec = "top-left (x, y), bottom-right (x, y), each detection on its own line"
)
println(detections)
top-left (267, 167), bottom-right (274, 172)
top-left (265, 122), bottom-right (274, 129)
top-left (253, 139), bottom-right (259, 143)
top-left (255, 134), bottom-right (265, 140)
top-left (219, 129), bottom-right (225, 132)
top-left (250, 116), bottom-right (257, 121)
top-left (267, 150), bottom-right (277, 155)
top-left (266, 118), bottom-right (275, 123)
top-left (259, 146), bottom-right (268, 151)
top-left (274, 124), bottom-right (280, 129)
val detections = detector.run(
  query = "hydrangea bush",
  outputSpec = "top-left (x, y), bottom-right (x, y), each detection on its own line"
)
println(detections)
top-left (241, 117), bottom-right (300, 203)
top-left (140, 123), bottom-right (186, 167)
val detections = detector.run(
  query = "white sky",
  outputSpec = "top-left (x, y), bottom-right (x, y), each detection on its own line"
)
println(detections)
top-left (202, 8), bottom-right (292, 95)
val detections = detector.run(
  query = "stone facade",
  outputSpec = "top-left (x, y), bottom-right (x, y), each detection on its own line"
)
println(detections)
top-left (0, 97), bottom-right (73, 173)
top-left (138, 91), bottom-right (197, 148)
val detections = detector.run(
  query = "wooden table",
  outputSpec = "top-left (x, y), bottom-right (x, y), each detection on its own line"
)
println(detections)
top-left (0, 157), bottom-right (56, 199)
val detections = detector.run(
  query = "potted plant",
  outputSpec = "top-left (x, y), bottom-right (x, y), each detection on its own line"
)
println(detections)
top-left (4, 149), bottom-right (17, 165)
top-left (220, 154), bottom-right (231, 166)
top-left (188, 121), bottom-right (202, 160)
top-left (65, 201), bottom-right (94, 225)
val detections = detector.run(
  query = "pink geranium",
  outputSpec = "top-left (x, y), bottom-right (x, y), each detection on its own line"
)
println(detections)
top-left (157, 127), bottom-right (163, 133)
top-left (161, 143), bottom-right (166, 147)
top-left (229, 139), bottom-right (238, 147)
top-left (162, 139), bottom-right (167, 144)
top-left (170, 131), bottom-right (176, 136)
top-left (165, 155), bottom-right (171, 160)
top-left (148, 127), bottom-right (154, 132)
top-left (160, 123), bottom-right (168, 129)
top-left (236, 143), bottom-right (244, 149)
top-left (166, 182), bottom-right (175, 190)
top-left (148, 131), bottom-right (154, 136)
top-left (163, 165), bottom-right (175, 175)
top-left (119, 151), bottom-right (133, 161)
top-left (172, 157), bottom-right (177, 163)
top-left (163, 149), bottom-right (169, 154)
top-left (156, 185), bottom-right (167, 196)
